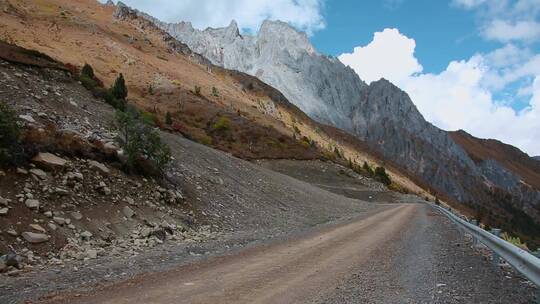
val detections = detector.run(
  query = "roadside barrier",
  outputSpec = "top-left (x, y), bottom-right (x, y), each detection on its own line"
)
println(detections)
top-left (432, 205), bottom-right (540, 303)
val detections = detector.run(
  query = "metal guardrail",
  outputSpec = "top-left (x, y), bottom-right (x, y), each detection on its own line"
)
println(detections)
top-left (431, 205), bottom-right (540, 294)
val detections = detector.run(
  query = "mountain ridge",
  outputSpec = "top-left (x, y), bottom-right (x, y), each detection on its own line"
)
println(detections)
top-left (141, 8), bottom-right (540, 244)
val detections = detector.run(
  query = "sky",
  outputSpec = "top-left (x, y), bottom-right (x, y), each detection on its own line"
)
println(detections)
top-left (107, 0), bottom-right (540, 156)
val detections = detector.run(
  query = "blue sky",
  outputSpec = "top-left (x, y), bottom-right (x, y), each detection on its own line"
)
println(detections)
top-left (312, 0), bottom-right (538, 112)
top-left (107, 0), bottom-right (540, 155)
top-left (312, 1), bottom-right (490, 73)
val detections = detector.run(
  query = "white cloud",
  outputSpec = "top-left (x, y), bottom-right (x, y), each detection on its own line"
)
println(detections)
top-left (402, 58), bottom-right (540, 155)
top-left (484, 19), bottom-right (540, 42)
top-left (338, 28), bottom-right (423, 85)
top-left (339, 29), bottom-right (540, 155)
top-left (452, 0), bottom-right (488, 9)
top-left (452, 0), bottom-right (540, 43)
top-left (107, 0), bottom-right (325, 35)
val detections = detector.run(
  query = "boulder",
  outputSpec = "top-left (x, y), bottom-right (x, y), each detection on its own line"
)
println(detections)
top-left (25, 199), bottom-right (40, 210)
top-left (0, 196), bottom-right (9, 206)
top-left (32, 153), bottom-right (68, 171)
top-left (88, 160), bottom-right (110, 174)
top-left (48, 223), bottom-right (57, 231)
top-left (71, 211), bottom-right (83, 220)
top-left (19, 114), bottom-right (36, 123)
top-left (53, 217), bottom-right (66, 225)
top-left (0, 253), bottom-right (21, 272)
top-left (81, 230), bottom-right (93, 240)
top-left (22, 232), bottom-right (50, 243)
top-left (86, 249), bottom-right (97, 259)
top-left (122, 206), bottom-right (135, 218)
top-left (29, 224), bottom-right (46, 233)
top-left (29, 168), bottom-right (47, 179)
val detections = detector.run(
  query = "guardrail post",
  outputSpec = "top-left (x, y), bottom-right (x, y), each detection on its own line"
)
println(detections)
top-left (490, 228), bottom-right (502, 267)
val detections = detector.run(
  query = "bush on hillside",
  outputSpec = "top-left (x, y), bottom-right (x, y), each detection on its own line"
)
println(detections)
top-left (111, 73), bottom-right (128, 101)
top-left (81, 63), bottom-right (95, 79)
top-left (194, 85), bottom-right (201, 96)
top-left (165, 112), bottom-right (173, 125)
top-left (0, 103), bottom-right (23, 167)
top-left (114, 107), bottom-right (171, 175)
top-left (363, 161), bottom-right (374, 177)
top-left (78, 64), bottom-right (125, 111)
top-left (211, 116), bottom-right (231, 132)
top-left (374, 166), bottom-right (391, 186)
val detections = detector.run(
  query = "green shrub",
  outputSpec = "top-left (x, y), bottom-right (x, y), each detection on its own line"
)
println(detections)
top-left (211, 116), bottom-right (231, 132)
top-left (501, 232), bottom-right (528, 250)
top-left (165, 112), bottom-right (173, 125)
top-left (102, 88), bottom-right (125, 111)
top-left (81, 63), bottom-right (95, 79)
top-left (374, 166), bottom-right (391, 186)
top-left (111, 73), bottom-right (128, 100)
top-left (194, 85), bottom-right (201, 96)
top-left (79, 75), bottom-right (97, 91)
top-left (114, 108), bottom-right (171, 174)
top-left (363, 161), bottom-right (374, 177)
top-left (195, 133), bottom-right (213, 146)
top-left (212, 86), bottom-right (219, 97)
top-left (140, 111), bottom-right (157, 126)
top-left (0, 103), bottom-right (23, 167)
top-left (333, 147), bottom-right (342, 159)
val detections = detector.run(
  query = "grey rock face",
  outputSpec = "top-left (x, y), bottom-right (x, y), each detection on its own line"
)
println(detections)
top-left (157, 19), bottom-right (479, 202)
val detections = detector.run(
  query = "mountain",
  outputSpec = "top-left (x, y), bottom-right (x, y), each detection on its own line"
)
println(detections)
top-left (148, 11), bottom-right (540, 243)
top-left (534, 156), bottom-right (540, 162)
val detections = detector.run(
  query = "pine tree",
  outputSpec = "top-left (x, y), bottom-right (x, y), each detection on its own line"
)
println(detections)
top-left (81, 63), bottom-right (94, 79)
top-left (111, 73), bottom-right (128, 100)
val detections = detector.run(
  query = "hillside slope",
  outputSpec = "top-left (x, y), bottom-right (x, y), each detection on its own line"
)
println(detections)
top-left (0, 0), bottom-right (431, 198)
top-left (0, 33), bottom-right (396, 299)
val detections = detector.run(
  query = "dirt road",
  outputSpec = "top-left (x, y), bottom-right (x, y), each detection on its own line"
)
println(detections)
top-left (44, 204), bottom-right (535, 304)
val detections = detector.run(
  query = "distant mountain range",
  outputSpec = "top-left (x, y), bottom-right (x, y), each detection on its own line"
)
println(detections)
top-left (120, 2), bottom-right (540, 245)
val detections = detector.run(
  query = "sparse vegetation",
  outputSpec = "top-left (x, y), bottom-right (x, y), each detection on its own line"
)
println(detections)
top-left (81, 63), bottom-right (95, 79)
top-left (363, 161), bottom-right (374, 177)
top-left (0, 102), bottom-right (23, 167)
top-left (165, 112), bottom-right (173, 125)
top-left (78, 64), bottom-right (126, 111)
top-left (114, 106), bottom-right (171, 175)
top-left (333, 147), bottom-right (342, 159)
top-left (374, 166), bottom-right (391, 186)
top-left (194, 85), bottom-right (201, 96)
top-left (501, 232), bottom-right (528, 250)
top-left (211, 116), bottom-right (231, 132)
top-left (194, 133), bottom-right (213, 146)
top-left (111, 73), bottom-right (128, 101)
top-left (212, 86), bottom-right (219, 97)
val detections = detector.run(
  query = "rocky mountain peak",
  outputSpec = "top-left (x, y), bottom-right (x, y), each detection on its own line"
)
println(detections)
top-left (257, 20), bottom-right (317, 56)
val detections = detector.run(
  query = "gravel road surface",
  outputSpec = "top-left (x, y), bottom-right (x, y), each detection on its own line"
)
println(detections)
top-left (41, 204), bottom-right (536, 304)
